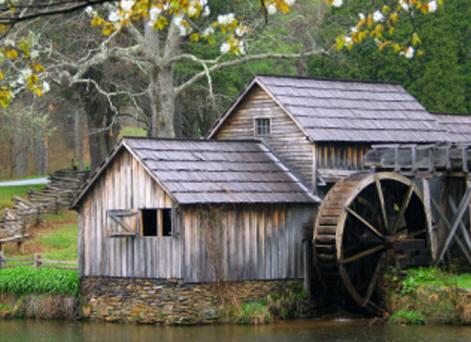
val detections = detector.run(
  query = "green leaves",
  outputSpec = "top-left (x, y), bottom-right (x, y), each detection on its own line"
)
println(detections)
top-left (0, 267), bottom-right (79, 296)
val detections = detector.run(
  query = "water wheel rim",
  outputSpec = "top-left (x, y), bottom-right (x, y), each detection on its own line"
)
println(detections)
top-left (314, 172), bottom-right (428, 312)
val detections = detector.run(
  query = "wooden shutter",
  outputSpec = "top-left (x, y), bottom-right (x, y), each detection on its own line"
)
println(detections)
top-left (107, 209), bottom-right (139, 237)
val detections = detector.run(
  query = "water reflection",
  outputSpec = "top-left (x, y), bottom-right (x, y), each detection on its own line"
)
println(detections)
top-left (0, 320), bottom-right (470, 342)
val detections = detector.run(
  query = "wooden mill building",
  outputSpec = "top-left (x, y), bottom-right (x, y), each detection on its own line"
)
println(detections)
top-left (72, 75), bottom-right (469, 322)
top-left (207, 75), bottom-right (448, 190)
top-left (71, 138), bottom-right (319, 282)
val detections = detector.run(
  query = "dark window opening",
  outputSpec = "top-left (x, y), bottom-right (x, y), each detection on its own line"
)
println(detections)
top-left (162, 209), bottom-right (172, 236)
top-left (255, 118), bottom-right (271, 136)
top-left (141, 208), bottom-right (172, 237)
top-left (142, 209), bottom-right (157, 236)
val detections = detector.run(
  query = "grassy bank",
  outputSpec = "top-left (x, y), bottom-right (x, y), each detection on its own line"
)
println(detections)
top-left (385, 267), bottom-right (471, 325)
top-left (223, 283), bottom-right (315, 325)
top-left (1, 183), bottom-right (80, 320)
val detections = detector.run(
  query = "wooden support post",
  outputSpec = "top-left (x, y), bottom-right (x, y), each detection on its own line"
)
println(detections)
top-left (394, 146), bottom-right (399, 172)
top-left (422, 178), bottom-right (437, 261)
top-left (431, 197), bottom-right (471, 265)
top-left (312, 144), bottom-right (317, 195)
top-left (436, 185), bottom-right (471, 264)
top-left (462, 147), bottom-right (468, 173)
top-left (302, 220), bottom-right (313, 296)
top-left (22, 219), bottom-right (28, 235)
top-left (34, 253), bottom-right (42, 269)
top-left (55, 196), bottom-right (60, 215)
top-left (448, 196), bottom-right (471, 251)
top-left (17, 241), bottom-right (24, 254)
top-left (0, 250), bottom-right (4, 269)
top-left (411, 145), bottom-right (417, 173)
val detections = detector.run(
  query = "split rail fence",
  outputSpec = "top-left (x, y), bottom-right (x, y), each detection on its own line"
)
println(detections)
top-left (0, 169), bottom-right (89, 250)
top-left (0, 251), bottom-right (77, 270)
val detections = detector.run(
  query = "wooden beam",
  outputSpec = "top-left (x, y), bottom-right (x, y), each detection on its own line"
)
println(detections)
top-left (375, 178), bottom-right (388, 232)
top-left (437, 187), bottom-right (471, 264)
top-left (431, 197), bottom-right (471, 265)
top-left (422, 178), bottom-right (437, 260)
top-left (448, 196), bottom-right (471, 251)
top-left (346, 206), bottom-right (384, 239)
top-left (391, 185), bottom-right (414, 235)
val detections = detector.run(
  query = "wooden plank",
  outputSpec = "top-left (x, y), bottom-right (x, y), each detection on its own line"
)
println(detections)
top-left (422, 178), bottom-right (437, 260)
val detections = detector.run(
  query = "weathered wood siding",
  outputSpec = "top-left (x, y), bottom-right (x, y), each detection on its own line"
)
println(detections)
top-left (315, 142), bottom-right (370, 170)
top-left (181, 204), bottom-right (316, 283)
top-left (78, 149), bottom-right (180, 278)
top-left (214, 86), bottom-right (314, 188)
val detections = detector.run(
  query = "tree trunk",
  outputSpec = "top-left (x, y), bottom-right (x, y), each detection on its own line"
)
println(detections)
top-left (73, 108), bottom-right (85, 170)
top-left (153, 65), bottom-right (176, 137)
top-left (33, 131), bottom-right (48, 175)
top-left (14, 134), bottom-right (29, 178)
top-left (80, 67), bottom-right (118, 171)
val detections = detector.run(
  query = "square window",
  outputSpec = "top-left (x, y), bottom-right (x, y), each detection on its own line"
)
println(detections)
top-left (255, 118), bottom-right (271, 136)
top-left (141, 209), bottom-right (172, 237)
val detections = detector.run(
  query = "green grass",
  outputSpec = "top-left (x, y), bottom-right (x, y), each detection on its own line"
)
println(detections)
top-left (40, 224), bottom-right (78, 261)
top-left (400, 268), bottom-right (471, 293)
top-left (119, 126), bottom-right (147, 138)
top-left (233, 302), bottom-right (273, 325)
top-left (0, 267), bottom-right (79, 296)
top-left (0, 184), bottom-right (45, 208)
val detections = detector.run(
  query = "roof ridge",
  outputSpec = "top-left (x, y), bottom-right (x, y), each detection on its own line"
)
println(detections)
top-left (255, 73), bottom-right (402, 86)
top-left (122, 136), bottom-right (263, 143)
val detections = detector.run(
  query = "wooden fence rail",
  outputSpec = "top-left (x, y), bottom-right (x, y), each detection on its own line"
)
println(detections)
top-left (0, 169), bottom-right (90, 247)
top-left (0, 251), bottom-right (77, 270)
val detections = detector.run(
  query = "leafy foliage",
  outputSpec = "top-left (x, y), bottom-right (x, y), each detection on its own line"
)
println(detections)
top-left (309, 0), bottom-right (471, 113)
top-left (233, 302), bottom-right (273, 325)
top-left (0, 267), bottom-right (79, 296)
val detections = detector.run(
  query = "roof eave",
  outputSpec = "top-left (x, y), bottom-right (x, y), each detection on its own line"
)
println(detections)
top-left (205, 77), bottom-right (259, 139)
top-left (69, 139), bottom-right (127, 210)
top-left (206, 75), bottom-right (315, 143)
top-left (69, 138), bottom-right (180, 210)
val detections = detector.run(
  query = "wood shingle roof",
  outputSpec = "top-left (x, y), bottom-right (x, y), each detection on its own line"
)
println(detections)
top-left (71, 138), bottom-right (320, 207)
top-left (208, 75), bottom-right (449, 143)
top-left (433, 113), bottom-right (471, 144)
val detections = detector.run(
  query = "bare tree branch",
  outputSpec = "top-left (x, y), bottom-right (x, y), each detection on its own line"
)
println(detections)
top-left (175, 49), bottom-right (328, 95)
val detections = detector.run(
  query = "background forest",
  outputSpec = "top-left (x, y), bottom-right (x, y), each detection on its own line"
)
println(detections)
top-left (0, 0), bottom-right (468, 179)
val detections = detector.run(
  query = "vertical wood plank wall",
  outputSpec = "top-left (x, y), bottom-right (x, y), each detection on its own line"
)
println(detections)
top-left (78, 149), bottom-right (180, 278)
top-left (181, 204), bottom-right (316, 283)
top-left (315, 142), bottom-right (370, 170)
top-left (214, 86), bottom-right (314, 188)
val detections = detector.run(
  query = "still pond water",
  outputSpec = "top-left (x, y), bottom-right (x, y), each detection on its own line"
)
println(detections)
top-left (1, 319), bottom-right (470, 342)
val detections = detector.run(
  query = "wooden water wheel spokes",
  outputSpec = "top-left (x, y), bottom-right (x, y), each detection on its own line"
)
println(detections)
top-left (314, 172), bottom-right (432, 313)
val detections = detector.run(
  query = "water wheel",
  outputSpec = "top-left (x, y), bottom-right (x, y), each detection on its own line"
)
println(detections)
top-left (313, 172), bottom-right (431, 313)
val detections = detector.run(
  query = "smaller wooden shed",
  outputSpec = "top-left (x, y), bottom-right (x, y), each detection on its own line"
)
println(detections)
top-left (71, 138), bottom-right (319, 283)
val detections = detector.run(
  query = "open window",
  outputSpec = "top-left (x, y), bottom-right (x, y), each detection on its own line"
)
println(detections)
top-left (254, 118), bottom-right (271, 136)
top-left (141, 209), bottom-right (172, 237)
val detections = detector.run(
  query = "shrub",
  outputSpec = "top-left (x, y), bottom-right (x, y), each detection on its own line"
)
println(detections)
top-left (234, 302), bottom-right (272, 325)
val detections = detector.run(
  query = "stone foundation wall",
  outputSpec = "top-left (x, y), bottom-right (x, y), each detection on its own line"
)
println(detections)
top-left (81, 277), bottom-right (303, 325)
